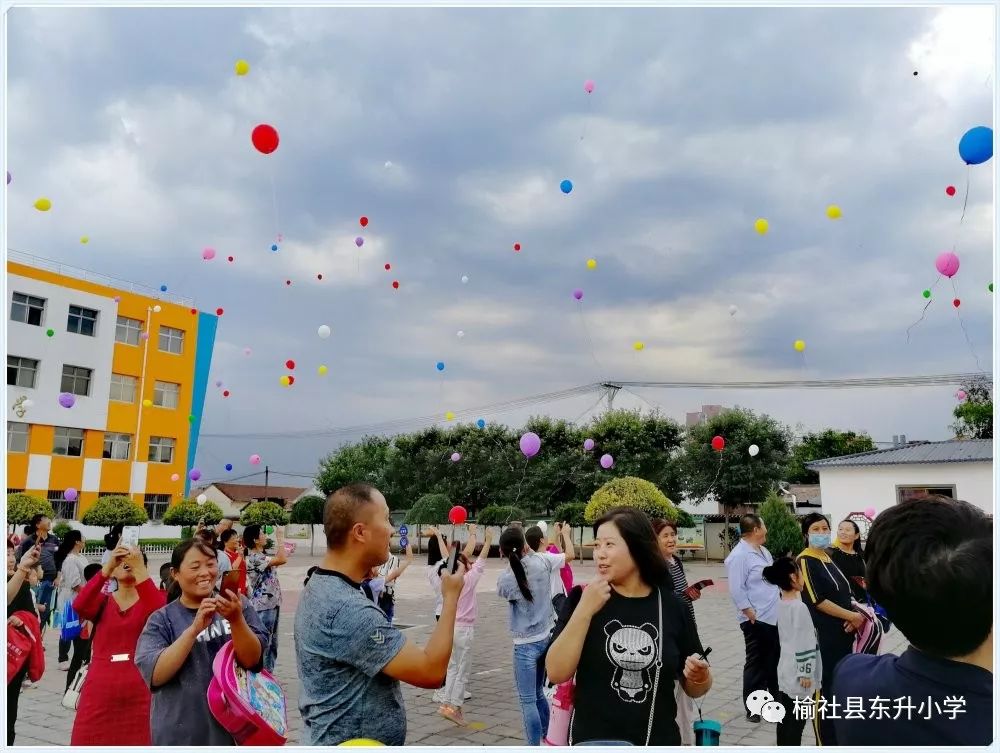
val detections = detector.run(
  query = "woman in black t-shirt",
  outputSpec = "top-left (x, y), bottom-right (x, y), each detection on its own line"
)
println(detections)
top-left (545, 507), bottom-right (711, 746)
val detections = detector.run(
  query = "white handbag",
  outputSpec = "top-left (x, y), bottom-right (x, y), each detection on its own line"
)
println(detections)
top-left (61, 664), bottom-right (87, 710)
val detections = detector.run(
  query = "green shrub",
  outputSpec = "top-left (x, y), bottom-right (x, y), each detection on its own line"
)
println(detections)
top-left (552, 503), bottom-right (588, 527)
top-left (584, 476), bottom-right (677, 524)
top-left (163, 498), bottom-right (224, 527)
top-left (6, 493), bottom-right (55, 525)
top-left (477, 505), bottom-right (527, 526)
top-left (290, 495), bottom-right (325, 525)
top-left (53, 521), bottom-right (74, 540)
top-left (405, 494), bottom-right (453, 525)
top-left (81, 496), bottom-right (149, 527)
top-left (675, 509), bottom-right (697, 529)
top-left (240, 501), bottom-right (290, 527)
top-left (759, 491), bottom-right (803, 558)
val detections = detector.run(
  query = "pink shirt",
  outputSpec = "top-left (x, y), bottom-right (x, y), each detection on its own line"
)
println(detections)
top-left (455, 558), bottom-right (486, 626)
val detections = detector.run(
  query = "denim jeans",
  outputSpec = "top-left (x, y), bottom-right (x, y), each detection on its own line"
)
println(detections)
top-left (258, 606), bottom-right (280, 672)
top-left (513, 639), bottom-right (550, 745)
top-left (34, 578), bottom-right (56, 628)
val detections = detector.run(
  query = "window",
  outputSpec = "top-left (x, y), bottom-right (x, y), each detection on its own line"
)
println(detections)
top-left (7, 422), bottom-right (29, 453)
top-left (159, 326), bottom-right (185, 355)
top-left (7, 489), bottom-right (24, 495)
top-left (109, 373), bottom-right (137, 403)
top-left (153, 380), bottom-right (181, 409)
top-left (67, 305), bottom-right (99, 337)
top-left (147, 436), bottom-right (175, 464)
top-left (7, 356), bottom-right (39, 388)
top-left (48, 490), bottom-right (77, 520)
top-left (53, 427), bottom-right (85, 457)
top-left (115, 316), bottom-right (143, 346)
top-left (61, 365), bottom-right (93, 397)
top-left (98, 491), bottom-right (128, 499)
top-left (10, 292), bottom-right (46, 326)
top-left (896, 485), bottom-right (957, 504)
top-left (102, 432), bottom-right (132, 460)
top-left (144, 493), bottom-right (171, 521)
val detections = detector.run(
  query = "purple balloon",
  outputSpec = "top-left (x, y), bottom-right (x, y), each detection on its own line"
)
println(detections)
top-left (600, 453), bottom-right (614, 469)
top-left (6, 171), bottom-right (10, 185)
top-left (58, 392), bottom-right (76, 408)
top-left (451, 452), bottom-right (461, 462)
top-left (188, 468), bottom-right (202, 481)
top-left (519, 432), bottom-right (541, 458)
top-left (215, 380), bottom-right (223, 388)
top-left (64, 488), bottom-right (78, 502)
top-left (583, 438), bottom-right (595, 451)
top-left (355, 236), bottom-right (364, 247)
top-left (573, 289), bottom-right (583, 301)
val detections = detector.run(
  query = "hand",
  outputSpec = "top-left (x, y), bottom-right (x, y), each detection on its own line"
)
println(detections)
top-left (554, 522), bottom-right (563, 534)
top-left (19, 546), bottom-right (41, 570)
top-left (123, 547), bottom-right (148, 581)
top-left (215, 590), bottom-right (244, 623)
top-left (186, 598), bottom-right (218, 637)
top-left (467, 523), bottom-right (478, 537)
top-left (404, 541), bottom-right (413, 559)
top-left (799, 677), bottom-right (812, 690)
top-left (684, 586), bottom-right (702, 601)
top-left (577, 578), bottom-right (612, 618)
top-left (8, 615), bottom-right (24, 628)
top-left (440, 563), bottom-right (467, 600)
top-left (844, 612), bottom-right (864, 633)
top-left (743, 608), bottom-right (757, 624)
top-left (683, 655), bottom-right (711, 685)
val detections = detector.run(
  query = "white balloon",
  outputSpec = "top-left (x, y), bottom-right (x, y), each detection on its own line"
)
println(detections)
top-left (461, 275), bottom-right (469, 284)
top-left (384, 160), bottom-right (393, 169)
top-left (196, 494), bottom-right (207, 505)
top-left (728, 305), bottom-right (738, 316)
top-left (536, 521), bottom-right (548, 535)
top-left (748, 444), bottom-right (760, 457)
top-left (317, 324), bottom-right (331, 339)
top-left (457, 330), bottom-right (465, 338)
top-left (153, 305), bottom-right (162, 313)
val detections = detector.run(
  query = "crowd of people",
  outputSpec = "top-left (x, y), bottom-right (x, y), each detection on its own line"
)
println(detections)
top-left (5, 490), bottom-right (993, 747)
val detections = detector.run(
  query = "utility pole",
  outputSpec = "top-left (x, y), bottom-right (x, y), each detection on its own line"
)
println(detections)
top-left (264, 465), bottom-right (269, 503)
top-left (601, 382), bottom-right (622, 412)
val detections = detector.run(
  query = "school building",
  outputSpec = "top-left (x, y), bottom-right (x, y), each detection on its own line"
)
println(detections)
top-left (6, 250), bottom-right (217, 521)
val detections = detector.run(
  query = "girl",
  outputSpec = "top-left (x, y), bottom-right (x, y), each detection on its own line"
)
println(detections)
top-left (135, 539), bottom-right (268, 745)
top-left (545, 508), bottom-right (711, 746)
top-left (70, 545), bottom-right (165, 745)
top-left (762, 556), bottom-right (822, 746)
top-left (220, 529), bottom-right (246, 595)
top-left (55, 531), bottom-right (88, 671)
top-left (244, 524), bottom-right (287, 672)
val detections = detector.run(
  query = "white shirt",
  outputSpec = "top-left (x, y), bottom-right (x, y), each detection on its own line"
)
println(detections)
top-left (536, 551), bottom-right (567, 599)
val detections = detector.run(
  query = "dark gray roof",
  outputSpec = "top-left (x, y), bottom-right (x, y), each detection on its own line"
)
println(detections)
top-left (806, 440), bottom-right (992, 470)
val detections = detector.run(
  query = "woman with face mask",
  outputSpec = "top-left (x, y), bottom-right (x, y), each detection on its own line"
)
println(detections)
top-left (796, 513), bottom-right (865, 746)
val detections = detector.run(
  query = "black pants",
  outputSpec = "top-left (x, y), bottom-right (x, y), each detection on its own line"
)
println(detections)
top-left (814, 631), bottom-right (854, 746)
top-left (740, 620), bottom-right (780, 708)
top-left (776, 690), bottom-right (810, 745)
top-left (65, 637), bottom-right (93, 692)
top-left (7, 664), bottom-right (29, 745)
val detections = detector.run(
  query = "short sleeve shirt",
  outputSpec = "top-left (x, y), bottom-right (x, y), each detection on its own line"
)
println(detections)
top-left (246, 552), bottom-right (282, 612)
top-left (294, 569), bottom-right (407, 746)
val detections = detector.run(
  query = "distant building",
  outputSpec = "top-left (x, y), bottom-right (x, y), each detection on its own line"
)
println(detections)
top-left (685, 404), bottom-right (725, 428)
top-left (193, 482), bottom-right (319, 519)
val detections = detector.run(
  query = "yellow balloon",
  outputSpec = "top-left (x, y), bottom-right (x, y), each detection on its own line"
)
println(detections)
top-left (235, 59), bottom-right (250, 76)
top-left (340, 741), bottom-right (384, 747)
top-left (793, 339), bottom-right (806, 353)
top-left (826, 204), bottom-right (842, 220)
top-left (279, 375), bottom-right (291, 386)
top-left (142, 399), bottom-right (153, 408)
top-left (754, 218), bottom-right (768, 235)
top-left (445, 411), bottom-right (455, 421)
top-left (586, 258), bottom-right (597, 270)
top-left (80, 236), bottom-right (89, 244)
top-left (34, 197), bottom-right (52, 212)
top-left (318, 365), bottom-right (328, 375)
top-left (633, 341), bottom-right (645, 351)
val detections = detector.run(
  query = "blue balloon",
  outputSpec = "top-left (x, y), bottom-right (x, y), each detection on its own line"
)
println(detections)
top-left (159, 284), bottom-right (168, 292)
top-left (271, 244), bottom-right (279, 252)
top-left (560, 179), bottom-right (573, 194)
top-left (436, 361), bottom-right (445, 371)
top-left (225, 463), bottom-right (233, 471)
top-left (958, 126), bottom-right (993, 165)
top-left (476, 418), bottom-right (486, 429)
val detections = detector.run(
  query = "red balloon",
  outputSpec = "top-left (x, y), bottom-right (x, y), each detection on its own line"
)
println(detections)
top-left (384, 263), bottom-right (391, 270)
top-left (945, 185), bottom-right (956, 196)
top-left (251, 124), bottom-right (279, 155)
top-left (513, 243), bottom-right (521, 252)
top-left (215, 307), bottom-right (224, 316)
top-left (448, 505), bottom-right (468, 525)
top-left (360, 216), bottom-right (369, 228)
top-left (392, 280), bottom-right (400, 289)
top-left (286, 280), bottom-right (291, 286)
top-left (285, 359), bottom-right (296, 369)
top-left (711, 435), bottom-right (725, 452)
top-left (223, 390), bottom-right (230, 397)
top-left (317, 273), bottom-right (323, 280)
top-left (190, 308), bottom-right (197, 315)
top-left (287, 375), bottom-right (295, 385)
top-left (953, 298), bottom-right (961, 308)
top-left (227, 255), bottom-right (234, 262)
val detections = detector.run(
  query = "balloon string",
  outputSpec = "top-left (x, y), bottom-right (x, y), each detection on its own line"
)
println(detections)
top-left (576, 304), bottom-right (604, 376)
top-left (702, 453), bottom-right (726, 504)
top-left (905, 277), bottom-right (941, 342)
top-left (951, 279), bottom-right (985, 374)
top-left (579, 97), bottom-right (592, 142)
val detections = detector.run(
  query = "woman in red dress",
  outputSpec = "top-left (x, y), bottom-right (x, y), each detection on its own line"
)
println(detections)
top-left (70, 545), bottom-right (165, 745)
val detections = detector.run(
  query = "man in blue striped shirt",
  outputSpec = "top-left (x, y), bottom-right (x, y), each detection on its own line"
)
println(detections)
top-left (724, 514), bottom-right (781, 722)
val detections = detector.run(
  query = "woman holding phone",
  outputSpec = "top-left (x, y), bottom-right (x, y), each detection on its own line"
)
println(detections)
top-left (243, 525), bottom-right (287, 672)
top-left (70, 545), bottom-right (164, 745)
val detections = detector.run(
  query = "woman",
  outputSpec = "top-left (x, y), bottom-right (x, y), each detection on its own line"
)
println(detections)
top-left (828, 519), bottom-right (867, 603)
top-left (7, 537), bottom-right (41, 745)
top-left (653, 519), bottom-right (699, 628)
top-left (135, 540), bottom-right (268, 745)
top-left (496, 526), bottom-right (562, 745)
top-left (796, 513), bottom-right (865, 747)
top-left (65, 563), bottom-right (103, 693)
top-left (55, 531), bottom-right (89, 671)
top-left (70, 545), bottom-right (165, 745)
top-left (244, 524), bottom-right (287, 672)
top-left (220, 529), bottom-right (246, 595)
top-left (545, 508), bottom-right (711, 746)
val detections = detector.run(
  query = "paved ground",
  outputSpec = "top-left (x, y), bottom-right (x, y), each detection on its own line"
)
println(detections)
top-left (11, 554), bottom-right (906, 746)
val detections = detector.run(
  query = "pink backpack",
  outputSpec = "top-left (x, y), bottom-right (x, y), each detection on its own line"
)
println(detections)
top-left (207, 640), bottom-right (289, 746)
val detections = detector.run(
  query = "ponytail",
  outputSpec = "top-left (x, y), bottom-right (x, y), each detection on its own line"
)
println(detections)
top-left (499, 528), bottom-right (533, 602)
top-left (55, 531), bottom-right (83, 572)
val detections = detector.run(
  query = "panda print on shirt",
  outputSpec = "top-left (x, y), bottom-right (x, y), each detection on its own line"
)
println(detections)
top-left (603, 619), bottom-right (659, 704)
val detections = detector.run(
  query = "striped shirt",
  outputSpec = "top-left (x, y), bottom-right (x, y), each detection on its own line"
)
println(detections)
top-left (666, 556), bottom-right (697, 627)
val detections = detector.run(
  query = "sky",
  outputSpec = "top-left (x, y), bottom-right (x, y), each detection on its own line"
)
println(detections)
top-left (5, 4), bottom-right (996, 488)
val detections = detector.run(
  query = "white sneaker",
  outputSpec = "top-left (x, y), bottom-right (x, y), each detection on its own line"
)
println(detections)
top-left (58, 661), bottom-right (70, 671)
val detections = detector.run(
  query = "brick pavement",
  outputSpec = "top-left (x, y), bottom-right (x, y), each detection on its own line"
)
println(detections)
top-left (10, 555), bottom-right (906, 746)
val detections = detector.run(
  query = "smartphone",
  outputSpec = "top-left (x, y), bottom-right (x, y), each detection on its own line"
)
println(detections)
top-left (446, 541), bottom-right (461, 574)
top-left (120, 526), bottom-right (141, 549)
top-left (690, 579), bottom-right (714, 592)
top-left (220, 570), bottom-right (241, 595)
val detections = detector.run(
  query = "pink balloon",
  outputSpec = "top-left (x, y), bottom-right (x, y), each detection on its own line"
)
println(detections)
top-left (956, 390), bottom-right (967, 400)
top-left (202, 247), bottom-right (216, 260)
top-left (519, 432), bottom-right (541, 458)
top-left (864, 506), bottom-right (877, 519)
top-left (451, 452), bottom-right (461, 462)
top-left (600, 453), bottom-right (614, 469)
top-left (935, 251), bottom-right (960, 278)
top-left (170, 473), bottom-right (180, 482)
top-left (249, 454), bottom-right (261, 465)
top-left (584, 80), bottom-right (595, 94)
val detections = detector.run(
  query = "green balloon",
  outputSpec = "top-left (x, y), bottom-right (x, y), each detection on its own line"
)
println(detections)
top-left (46, 328), bottom-right (54, 337)
top-left (922, 290), bottom-right (931, 299)
top-left (989, 283), bottom-right (994, 293)
top-left (188, 415), bottom-right (196, 423)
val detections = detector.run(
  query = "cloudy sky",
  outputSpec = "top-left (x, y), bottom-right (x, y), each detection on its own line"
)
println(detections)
top-left (6, 4), bottom-right (995, 487)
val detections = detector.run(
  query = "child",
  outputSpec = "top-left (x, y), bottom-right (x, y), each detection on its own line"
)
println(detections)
top-left (762, 556), bottom-right (822, 746)
top-left (158, 562), bottom-right (173, 593)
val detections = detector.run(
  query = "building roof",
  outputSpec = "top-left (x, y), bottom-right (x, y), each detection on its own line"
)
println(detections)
top-left (806, 439), bottom-right (992, 470)
top-left (211, 483), bottom-right (309, 506)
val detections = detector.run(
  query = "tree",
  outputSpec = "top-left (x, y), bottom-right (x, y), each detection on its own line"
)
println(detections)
top-left (290, 495), bottom-right (325, 556)
top-left (553, 503), bottom-right (588, 528)
top-left (404, 494), bottom-right (453, 525)
top-left (585, 476), bottom-right (677, 524)
top-left (6, 493), bottom-right (55, 527)
top-left (81, 496), bottom-right (149, 527)
top-left (240, 501), bottom-right (290, 527)
top-left (786, 429), bottom-right (877, 484)
top-left (163, 499), bottom-right (224, 527)
top-left (675, 509), bottom-right (696, 529)
top-left (477, 505), bottom-right (527, 526)
top-left (758, 491), bottom-right (802, 558)
top-left (316, 436), bottom-right (398, 505)
top-left (952, 376), bottom-right (992, 439)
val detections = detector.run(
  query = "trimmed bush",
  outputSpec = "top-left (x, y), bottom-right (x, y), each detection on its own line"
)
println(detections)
top-left (585, 476), bottom-right (677, 524)
top-left (6, 493), bottom-right (55, 525)
top-left (81, 495), bottom-right (149, 527)
top-left (290, 495), bottom-right (325, 525)
top-left (477, 505), bottom-right (527, 526)
top-left (163, 498), bottom-right (224, 527)
top-left (240, 501), bottom-right (290, 527)
top-left (405, 494), bottom-right (453, 525)
top-left (552, 503), bottom-right (588, 528)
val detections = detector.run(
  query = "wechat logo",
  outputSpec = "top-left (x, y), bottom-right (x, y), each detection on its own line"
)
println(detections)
top-left (746, 690), bottom-right (786, 723)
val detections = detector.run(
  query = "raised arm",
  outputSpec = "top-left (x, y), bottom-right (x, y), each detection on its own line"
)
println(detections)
top-left (475, 531), bottom-right (493, 563)
top-left (427, 526), bottom-right (448, 560)
top-left (268, 527), bottom-right (288, 567)
top-left (386, 541), bottom-right (414, 583)
top-left (559, 522), bottom-right (575, 563)
top-left (462, 524), bottom-right (478, 560)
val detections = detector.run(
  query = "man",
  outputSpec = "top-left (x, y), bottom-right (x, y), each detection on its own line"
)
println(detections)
top-left (832, 496), bottom-right (992, 745)
top-left (295, 483), bottom-right (465, 745)
top-left (724, 513), bottom-right (780, 722)
top-left (16, 514), bottom-right (61, 627)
